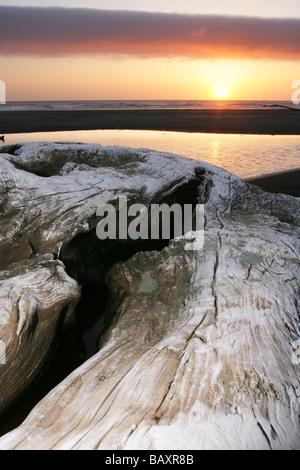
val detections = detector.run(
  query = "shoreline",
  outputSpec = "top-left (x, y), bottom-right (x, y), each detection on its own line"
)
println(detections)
top-left (1, 109), bottom-right (300, 135)
top-left (0, 109), bottom-right (299, 197)
top-left (246, 168), bottom-right (300, 197)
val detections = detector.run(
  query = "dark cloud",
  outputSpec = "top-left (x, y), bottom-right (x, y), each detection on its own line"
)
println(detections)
top-left (0, 6), bottom-right (300, 59)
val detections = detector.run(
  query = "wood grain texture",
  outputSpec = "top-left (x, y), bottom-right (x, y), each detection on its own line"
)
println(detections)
top-left (0, 142), bottom-right (299, 449)
top-left (0, 256), bottom-right (80, 416)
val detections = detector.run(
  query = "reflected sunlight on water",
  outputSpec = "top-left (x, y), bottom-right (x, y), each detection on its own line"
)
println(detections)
top-left (1, 129), bottom-right (300, 178)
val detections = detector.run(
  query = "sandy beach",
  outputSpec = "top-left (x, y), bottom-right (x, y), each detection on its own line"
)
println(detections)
top-left (1, 108), bottom-right (300, 135)
top-left (246, 168), bottom-right (300, 197)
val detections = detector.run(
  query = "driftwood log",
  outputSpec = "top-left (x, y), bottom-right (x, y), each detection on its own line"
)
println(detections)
top-left (0, 142), bottom-right (299, 450)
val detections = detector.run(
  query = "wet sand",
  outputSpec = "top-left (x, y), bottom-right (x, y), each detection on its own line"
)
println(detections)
top-left (1, 109), bottom-right (300, 135)
top-left (246, 168), bottom-right (300, 197)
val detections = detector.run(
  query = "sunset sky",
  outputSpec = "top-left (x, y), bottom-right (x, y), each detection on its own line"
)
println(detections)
top-left (1, 0), bottom-right (300, 101)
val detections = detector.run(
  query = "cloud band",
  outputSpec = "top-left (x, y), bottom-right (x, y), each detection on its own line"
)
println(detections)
top-left (1, 6), bottom-right (300, 59)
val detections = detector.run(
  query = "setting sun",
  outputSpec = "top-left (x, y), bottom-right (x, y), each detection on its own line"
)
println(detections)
top-left (213, 86), bottom-right (231, 100)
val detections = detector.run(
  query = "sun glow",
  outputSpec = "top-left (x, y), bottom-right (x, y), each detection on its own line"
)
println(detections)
top-left (213, 86), bottom-right (231, 100)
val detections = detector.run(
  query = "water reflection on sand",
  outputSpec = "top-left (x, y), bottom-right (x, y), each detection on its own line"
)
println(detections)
top-left (1, 129), bottom-right (300, 179)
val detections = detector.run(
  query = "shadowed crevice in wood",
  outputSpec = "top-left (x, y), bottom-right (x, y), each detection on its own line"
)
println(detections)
top-left (59, 176), bottom-right (203, 358)
top-left (0, 142), bottom-right (299, 450)
top-left (0, 160), bottom-right (203, 436)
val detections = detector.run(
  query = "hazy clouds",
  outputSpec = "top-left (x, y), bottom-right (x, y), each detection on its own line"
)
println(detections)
top-left (1, 6), bottom-right (300, 59)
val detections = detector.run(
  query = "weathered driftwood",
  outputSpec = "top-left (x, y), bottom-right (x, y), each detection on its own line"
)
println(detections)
top-left (0, 142), bottom-right (201, 423)
top-left (0, 142), bottom-right (299, 450)
top-left (0, 255), bottom-right (80, 415)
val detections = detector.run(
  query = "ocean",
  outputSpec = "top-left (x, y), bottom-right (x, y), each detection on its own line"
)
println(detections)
top-left (1, 99), bottom-right (299, 111)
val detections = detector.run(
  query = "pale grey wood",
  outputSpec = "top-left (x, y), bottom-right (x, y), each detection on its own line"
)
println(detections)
top-left (0, 142), bottom-right (299, 449)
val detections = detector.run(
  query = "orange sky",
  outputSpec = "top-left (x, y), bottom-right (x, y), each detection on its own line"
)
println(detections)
top-left (1, 6), bottom-right (300, 101)
top-left (4, 56), bottom-right (299, 101)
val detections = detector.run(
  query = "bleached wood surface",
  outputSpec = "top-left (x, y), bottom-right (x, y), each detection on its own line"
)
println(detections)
top-left (0, 142), bottom-right (299, 449)
top-left (0, 256), bottom-right (80, 414)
